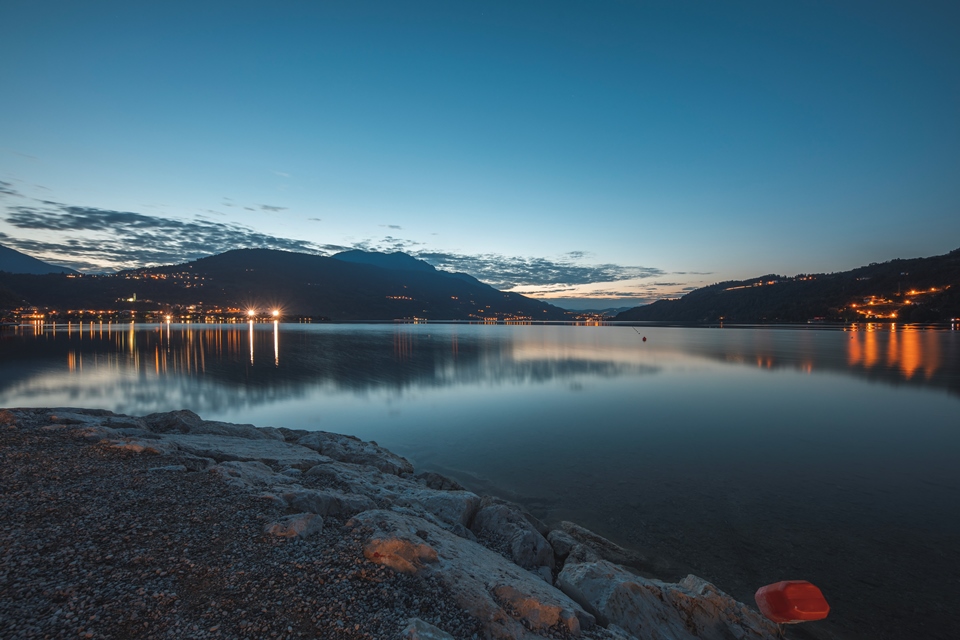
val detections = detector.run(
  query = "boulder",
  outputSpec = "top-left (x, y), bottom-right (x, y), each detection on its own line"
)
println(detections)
top-left (211, 461), bottom-right (292, 488)
top-left (281, 489), bottom-right (378, 517)
top-left (159, 433), bottom-right (327, 468)
top-left (396, 489), bottom-right (481, 529)
top-left (554, 521), bottom-right (667, 575)
top-left (402, 618), bottom-right (457, 640)
top-left (471, 500), bottom-right (555, 571)
top-left (352, 509), bottom-right (594, 639)
top-left (297, 431), bottom-right (414, 476)
top-left (557, 560), bottom-right (778, 640)
top-left (263, 513), bottom-right (324, 539)
top-left (416, 471), bottom-right (465, 491)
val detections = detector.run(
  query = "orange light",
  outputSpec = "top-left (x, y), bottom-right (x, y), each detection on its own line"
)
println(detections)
top-left (247, 309), bottom-right (256, 317)
top-left (272, 309), bottom-right (280, 317)
top-left (755, 581), bottom-right (830, 624)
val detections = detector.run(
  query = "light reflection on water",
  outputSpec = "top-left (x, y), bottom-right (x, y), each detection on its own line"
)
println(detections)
top-left (2, 322), bottom-right (959, 640)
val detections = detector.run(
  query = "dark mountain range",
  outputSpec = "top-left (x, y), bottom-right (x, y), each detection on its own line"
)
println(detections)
top-left (332, 249), bottom-right (436, 273)
top-left (0, 244), bottom-right (78, 275)
top-left (0, 248), bottom-right (568, 321)
top-left (616, 248), bottom-right (960, 323)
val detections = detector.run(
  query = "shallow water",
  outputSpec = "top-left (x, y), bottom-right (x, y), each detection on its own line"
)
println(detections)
top-left (3, 322), bottom-right (959, 639)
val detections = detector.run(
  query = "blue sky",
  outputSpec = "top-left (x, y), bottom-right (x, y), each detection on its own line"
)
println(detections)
top-left (1, 1), bottom-right (958, 309)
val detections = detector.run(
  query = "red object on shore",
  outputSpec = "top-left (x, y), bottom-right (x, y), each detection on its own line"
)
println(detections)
top-left (755, 580), bottom-right (830, 624)
top-left (642, 336), bottom-right (647, 342)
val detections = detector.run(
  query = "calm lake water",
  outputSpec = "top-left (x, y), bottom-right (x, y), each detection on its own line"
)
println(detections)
top-left (3, 322), bottom-right (959, 640)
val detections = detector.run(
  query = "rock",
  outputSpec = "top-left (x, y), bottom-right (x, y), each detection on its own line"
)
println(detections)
top-left (141, 410), bottom-right (204, 433)
top-left (471, 500), bottom-right (555, 571)
top-left (281, 489), bottom-right (378, 517)
top-left (352, 509), bottom-right (594, 639)
top-left (416, 471), bottom-right (465, 491)
top-left (396, 489), bottom-right (480, 529)
top-left (555, 521), bottom-right (666, 575)
top-left (547, 529), bottom-right (579, 560)
top-left (557, 560), bottom-right (778, 640)
top-left (148, 465), bottom-right (188, 472)
top-left (492, 584), bottom-right (581, 634)
top-left (363, 537), bottom-right (439, 574)
top-left (402, 618), bottom-right (457, 639)
top-left (0, 410), bottom-right (18, 426)
top-left (297, 431), bottom-right (414, 476)
top-left (211, 461), bottom-right (291, 488)
top-left (263, 513), bottom-right (323, 539)
top-left (107, 438), bottom-right (178, 455)
top-left (158, 433), bottom-right (327, 468)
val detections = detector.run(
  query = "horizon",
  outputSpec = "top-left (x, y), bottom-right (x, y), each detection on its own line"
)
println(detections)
top-left (1, 1), bottom-right (958, 308)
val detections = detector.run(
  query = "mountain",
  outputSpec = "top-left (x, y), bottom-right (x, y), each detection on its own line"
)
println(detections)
top-left (0, 244), bottom-right (78, 275)
top-left (0, 248), bottom-right (568, 321)
top-left (332, 249), bottom-right (437, 273)
top-left (615, 248), bottom-right (960, 323)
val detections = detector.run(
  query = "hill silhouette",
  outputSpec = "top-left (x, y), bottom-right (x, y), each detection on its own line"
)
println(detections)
top-left (0, 248), bottom-right (567, 321)
top-left (0, 244), bottom-right (78, 275)
top-left (616, 248), bottom-right (960, 323)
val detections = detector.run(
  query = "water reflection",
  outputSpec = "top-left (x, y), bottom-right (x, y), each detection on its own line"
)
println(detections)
top-left (2, 323), bottom-right (959, 404)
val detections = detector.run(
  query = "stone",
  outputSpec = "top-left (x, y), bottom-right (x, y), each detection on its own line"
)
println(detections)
top-left (107, 438), bottom-right (178, 455)
top-left (555, 521), bottom-right (667, 575)
top-left (211, 461), bottom-right (291, 488)
top-left (148, 465), bottom-right (188, 472)
top-left (352, 509), bottom-right (594, 639)
top-left (471, 501), bottom-right (555, 571)
top-left (0, 410), bottom-right (18, 426)
top-left (547, 529), bottom-right (579, 560)
top-left (297, 431), bottom-right (414, 476)
top-left (415, 471), bottom-right (465, 491)
top-left (402, 618), bottom-right (457, 640)
top-left (158, 433), bottom-right (327, 468)
top-left (281, 489), bottom-right (378, 517)
top-left (557, 560), bottom-right (778, 640)
top-left (263, 513), bottom-right (323, 539)
top-left (364, 537), bottom-right (439, 574)
top-left (395, 489), bottom-right (481, 529)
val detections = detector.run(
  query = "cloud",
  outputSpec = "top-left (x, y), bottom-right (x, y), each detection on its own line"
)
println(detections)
top-left (3, 202), bottom-right (326, 271)
top-left (272, 171), bottom-right (290, 178)
top-left (260, 204), bottom-right (287, 212)
top-left (380, 224), bottom-right (403, 230)
top-left (307, 217), bottom-right (322, 222)
top-left (412, 251), bottom-right (664, 289)
top-left (0, 181), bottom-right (20, 197)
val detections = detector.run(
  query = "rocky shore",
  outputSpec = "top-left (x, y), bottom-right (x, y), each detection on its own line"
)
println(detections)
top-left (1, 408), bottom-right (781, 640)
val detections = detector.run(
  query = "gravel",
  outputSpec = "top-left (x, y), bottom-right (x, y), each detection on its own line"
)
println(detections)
top-left (0, 409), bottom-right (484, 639)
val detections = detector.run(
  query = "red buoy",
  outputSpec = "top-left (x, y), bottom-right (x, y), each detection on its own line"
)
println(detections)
top-left (755, 580), bottom-right (829, 624)
top-left (642, 336), bottom-right (647, 342)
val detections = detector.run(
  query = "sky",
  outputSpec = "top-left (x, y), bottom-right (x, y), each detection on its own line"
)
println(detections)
top-left (1, 1), bottom-right (958, 309)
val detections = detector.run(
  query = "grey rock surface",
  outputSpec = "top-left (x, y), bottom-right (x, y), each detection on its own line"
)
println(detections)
top-left (557, 560), bottom-right (778, 640)
top-left (353, 509), bottom-right (594, 639)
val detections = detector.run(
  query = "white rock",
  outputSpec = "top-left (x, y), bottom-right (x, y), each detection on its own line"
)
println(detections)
top-left (352, 509), bottom-right (594, 639)
top-left (297, 431), bottom-right (414, 475)
top-left (557, 560), bottom-right (778, 640)
top-left (280, 489), bottom-right (378, 517)
top-left (211, 461), bottom-right (291, 488)
top-left (159, 433), bottom-right (327, 468)
top-left (472, 502), bottom-right (555, 571)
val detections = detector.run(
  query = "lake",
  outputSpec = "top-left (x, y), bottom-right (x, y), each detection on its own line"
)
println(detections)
top-left (2, 321), bottom-right (958, 640)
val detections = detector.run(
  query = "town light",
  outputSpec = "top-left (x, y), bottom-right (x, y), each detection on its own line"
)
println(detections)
top-left (272, 309), bottom-right (280, 317)
top-left (247, 309), bottom-right (256, 317)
